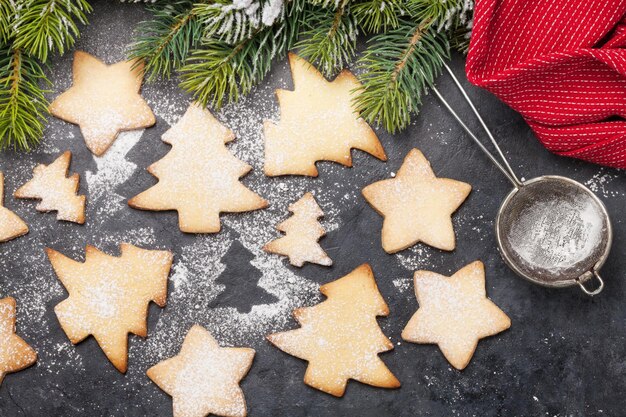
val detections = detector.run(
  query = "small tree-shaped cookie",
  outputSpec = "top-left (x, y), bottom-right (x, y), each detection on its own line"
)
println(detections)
top-left (15, 151), bottom-right (86, 224)
top-left (263, 192), bottom-right (332, 267)
top-left (129, 103), bottom-right (268, 233)
top-left (267, 264), bottom-right (400, 396)
top-left (0, 172), bottom-right (28, 242)
top-left (46, 243), bottom-right (173, 373)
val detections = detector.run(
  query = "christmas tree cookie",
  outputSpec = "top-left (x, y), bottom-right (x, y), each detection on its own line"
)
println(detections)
top-left (147, 325), bottom-right (255, 417)
top-left (0, 297), bottom-right (37, 386)
top-left (49, 51), bottom-right (155, 156)
top-left (264, 53), bottom-right (387, 177)
top-left (264, 192), bottom-right (332, 267)
top-left (267, 264), bottom-right (400, 396)
top-left (15, 151), bottom-right (86, 224)
top-left (46, 243), bottom-right (173, 373)
top-left (402, 261), bottom-right (511, 370)
top-left (129, 103), bottom-right (268, 233)
top-left (0, 172), bottom-right (28, 243)
top-left (362, 148), bottom-right (471, 253)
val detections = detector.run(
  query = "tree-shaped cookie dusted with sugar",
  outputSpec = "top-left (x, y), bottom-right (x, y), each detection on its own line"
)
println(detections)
top-left (267, 264), bottom-right (400, 396)
top-left (402, 261), bottom-right (511, 370)
top-left (49, 51), bottom-right (155, 156)
top-left (129, 103), bottom-right (268, 233)
top-left (264, 53), bottom-right (387, 177)
top-left (15, 151), bottom-right (86, 224)
top-left (46, 243), bottom-right (173, 373)
top-left (0, 172), bottom-right (28, 242)
top-left (263, 192), bottom-right (332, 267)
top-left (362, 148), bottom-right (471, 253)
top-left (0, 297), bottom-right (37, 386)
top-left (148, 325), bottom-right (255, 417)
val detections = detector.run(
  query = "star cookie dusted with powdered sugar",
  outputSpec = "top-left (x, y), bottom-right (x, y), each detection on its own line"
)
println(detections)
top-left (402, 261), bottom-right (511, 370)
top-left (148, 325), bottom-right (255, 417)
top-left (362, 148), bottom-right (471, 253)
top-left (49, 51), bottom-right (155, 156)
top-left (0, 297), bottom-right (37, 386)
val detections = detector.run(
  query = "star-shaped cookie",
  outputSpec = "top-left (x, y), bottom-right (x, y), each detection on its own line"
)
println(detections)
top-left (49, 51), bottom-right (156, 156)
top-left (0, 172), bottom-right (28, 242)
top-left (362, 148), bottom-right (471, 253)
top-left (147, 325), bottom-right (255, 417)
top-left (0, 297), bottom-right (37, 386)
top-left (401, 261), bottom-right (511, 370)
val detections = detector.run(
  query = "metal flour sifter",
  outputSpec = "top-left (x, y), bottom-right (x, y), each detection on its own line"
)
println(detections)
top-left (428, 63), bottom-right (613, 296)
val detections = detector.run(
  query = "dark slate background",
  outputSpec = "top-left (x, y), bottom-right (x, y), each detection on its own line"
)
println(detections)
top-left (0, 1), bottom-right (624, 416)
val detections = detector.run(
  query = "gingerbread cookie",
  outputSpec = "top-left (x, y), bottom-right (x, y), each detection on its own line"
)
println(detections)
top-left (49, 51), bottom-right (155, 156)
top-left (15, 151), bottom-right (86, 224)
top-left (129, 103), bottom-right (267, 233)
top-left (267, 264), bottom-right (400, 396)
top-left (0, 297), bottom-right (37, 386)
top-left (46, 243), bottom-right (173, 373)
top-left (263, 192), bottom-right (332, 267)
top-left (362, 148), bottom-right (471, 253)
top-left (148, 325), bottom-right (255, 417)
top-left (401, 261), bottom-right (511, 370)
top-left (264, 53), bottom-right (387, 177)
top-left (0, 172), bottom-right (28, 242)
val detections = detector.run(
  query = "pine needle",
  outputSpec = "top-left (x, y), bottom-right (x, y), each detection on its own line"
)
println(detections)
top-left (354, 20), bottom-right (449, 133)
top-left (13, 0), bottom-right (92, 62)
top-left (129, 0), bottom-right (201, 81)
top-left (0, 47), bottom-right (50, 151)
top-left (296, 1), bottom-right (357, 77)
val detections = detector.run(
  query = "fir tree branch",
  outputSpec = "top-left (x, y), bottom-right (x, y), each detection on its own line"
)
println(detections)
top-left (352, 0), bottom-right (405, 33)
top-left (192, 0), bottom-right (271, 44)
top-left (0, 1), bottom-right (14, 44)
top-left (296, 0), bottom-right (357, 77)
top-left (13, 0), bottom-right (92, 63)
top-left (180, 1), bottom-right (303, 108)
top-left (129, 0), bottom-right (201, 81)
top-left (354, 19), bottom-right (449, 133)
top-left (0, 47), bottom-right (50, 151)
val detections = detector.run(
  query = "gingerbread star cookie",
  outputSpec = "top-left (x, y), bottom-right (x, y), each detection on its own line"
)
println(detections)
top-left (0, 297), bottom-right (37, 386)
top-left (46, 243), bottom-right (173, 373)
top-left (263, 192), bottom-right (332, 267)
top-left (401, 261), bottom-right (511, 370)
top-left (267, 264), bottom-right (400, 396)
top-left (129, 103), bottom-right (267, 233)
top-left (49, 51), bottom-right (155, 156)
top-left (264, 53), bottom-right (387, 177)
top-left (148, 325), bottom-right (255, 417)
top-left (0, 172), bottom-right (28, 242)
top-left (362, 148), bottom-right (471, 253)
top-left (15, 151), bottom-right (86, 224)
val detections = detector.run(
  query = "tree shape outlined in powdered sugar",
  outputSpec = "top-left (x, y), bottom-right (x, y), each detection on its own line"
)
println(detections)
top-left (210, 240), bottom-right (279, 313)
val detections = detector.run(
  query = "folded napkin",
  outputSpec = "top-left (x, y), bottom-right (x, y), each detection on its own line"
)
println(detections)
top-left (466, 0), bottom-right (626, 169)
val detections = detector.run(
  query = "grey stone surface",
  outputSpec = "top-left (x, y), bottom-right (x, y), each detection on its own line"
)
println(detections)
top-left (0, 1), bottom-right (624, 416)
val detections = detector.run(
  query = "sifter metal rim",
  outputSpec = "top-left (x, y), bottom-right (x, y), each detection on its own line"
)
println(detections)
top-left (494, 175), bottom-right (613, 289)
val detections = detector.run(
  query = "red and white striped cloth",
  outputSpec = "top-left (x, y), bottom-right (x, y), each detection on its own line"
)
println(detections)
top-left (466, 0), bottom-right (626, 169)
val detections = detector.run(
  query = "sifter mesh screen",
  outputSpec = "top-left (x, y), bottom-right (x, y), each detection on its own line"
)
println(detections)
top-left (496, 177), bottom-right (610, 284)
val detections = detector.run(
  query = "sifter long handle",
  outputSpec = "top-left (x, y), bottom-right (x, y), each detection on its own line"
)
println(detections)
top-left (429, 63), bottom-right (523, 189)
